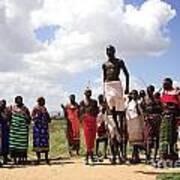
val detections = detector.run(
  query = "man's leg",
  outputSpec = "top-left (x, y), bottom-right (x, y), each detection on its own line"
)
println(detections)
top-left (36, 152), bottom-right (41, 164)
top-left (116, 111), bottom-right (126, 161)
top-left (106, 97), bottom-right (118, 164)
top-left (123, 123), bottom-right (128, 161)
top-left (96, 138), bottom-right (100, 157)
top-left (90, 151), bottom-right (97, 162)
top-left (154, 137), bottom-right (159, 161)
top-left (146, 142), bottom-right (151, 163)
top-left (45, 151), bottom-right (50, 164)
top-left (110, 138), bottom-right (116, 164)
top-left (85, 151), bottom-right (89, 165)
top-left (104, 138), bottom-right (108, 159)
top-left (76, 143), bottom-right (80, 156)
top-left (112, 108), bottom-right (123, 163)
top-left (115, 95), bottom-right (126, 161)
top-left (111, 107), bottom-right (118, 164)
top-left (68, 141), bottom-right (73, 157)
top-left (3, 154), bottom-right (8, 164)
top-left (130, 145), bottom-right (140, 164)
top-left (130, 145), bottom-right (136, 164)
top-left (135, 145), bottom-right (141, 163)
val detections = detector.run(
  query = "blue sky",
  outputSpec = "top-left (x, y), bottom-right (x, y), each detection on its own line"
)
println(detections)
top-left (126, 0), bottom-right (180, 86)
top-left (34, 25), bottom-right (60, 44)
top-left (124, 0), bottom-right (180, 87)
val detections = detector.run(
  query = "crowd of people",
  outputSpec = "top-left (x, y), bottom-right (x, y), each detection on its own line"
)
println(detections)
top-left (62, 79), bottom-right (179, 168)
top-left (0, 96), bottom-right (51, 166)
top-left (0, 46), bottom-right (179, 168)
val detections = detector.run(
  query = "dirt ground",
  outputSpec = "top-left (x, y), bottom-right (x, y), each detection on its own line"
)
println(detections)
top-left (1, 158), bottom-right (179, 180)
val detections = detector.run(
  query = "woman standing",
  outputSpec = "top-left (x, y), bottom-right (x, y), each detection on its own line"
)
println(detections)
top-left (62, 94), bottom-right (80, 156)
top-left (9, 96), bottom-right (31, 164)
top-left (96, 94), bottom-right (108, 159)
top-left (32, 97), bottom-right (51, 164)
top-left (143, 85), bottom-right (162, 163)
top-left (0, 100), bottom-right (11, 165)
top-left (80, 88), bottom-right (98, 165)
top-left (126, 90), bottom-right (144, 164)
top-left (158, 78), bottom-right (180, 167)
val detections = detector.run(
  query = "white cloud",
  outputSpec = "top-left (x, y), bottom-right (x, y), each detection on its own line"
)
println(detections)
top-left (0, 0), bottom-right (43, 72)
top-left (0, 72), bottom-right (68, 111)
top-left (31, 0), bottom-right (176, 60)
top-left (174, 81), bottom-right (180, 88)
top-left (0, 0), bottom-right (177, 111)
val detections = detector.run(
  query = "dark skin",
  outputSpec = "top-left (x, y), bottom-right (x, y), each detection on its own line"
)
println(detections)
top-left (102, 47), bottom-right (129, 94)
top-left (70, 94), bottom-right (76, 105)
top-left (139, 90), bottom-right (146, 99)
top-left (80, 90), bottom-right (99, 118)
top-left (61, 95), bottom-right (76, 108)
top-left (0, 100), bottom-right (11, 164)
top-left (129, 90), bottom-right (142, 164)
top-left (12, 96), bottom-right (31, 164)
top-left (139, 90), bottom-right (146, 111)
top-left (1, 100), bottom-right (6, 110)
top-left (0, 101), bottom-right (5, 112)
top-left (96, 95), bottom-right (108, 159)
top-left (102, 46), bottom-right (129, 163)
top-left (14, 97), bottom-right (31, 124)
top-left (34, 98), bottom-right (50, 164)
top-left (38, 98), bottom-right (45, 107)
top-left (154, 92), bottom-right (161, 101)
top-left (163, 78), bottom-right (173, 91)
top-left (85, 90), bottom-right (91, 101)
top-left (15, 96), bottom-right (23, 108)
top-left (0, 99), bottom-right (11, 124)
top-left (147, 85), bottom-right (155, 98)
top-left (61, 95), bottom-right (79, 117)
top-left (15, 96), bottom-right (31, 120)
top-left (80, 90), bottom-right (98, 164)
top-left (132, 90), bottom-right (141, 116)
top-left (145, 86), bottom-right (158, 163)
top-left (61, 94), bottom-right (80, 156)
top-left (98, 95), bottom-right (104, 105)
top-left (98, 95), bottom-right (107, 114)
top-left (128, 92), bottom-right (133, 102)
top-left (146, 85), bottom-right (155, 106)
top-left (132, 90), bottom-right (138, 100)
top-left (37, 98), bottom-right (51, 122)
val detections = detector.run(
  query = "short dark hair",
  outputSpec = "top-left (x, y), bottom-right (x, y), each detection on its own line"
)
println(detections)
top-left (139, 90), bottom-right (146, 97)
top-left (37, 97), bottom-right (45, 103)
top-left (164, 77), bottom-right (173, 85)
top-left (15, 96), bottom-right (23, 102)
top-left (131, 89), bottom-right (138, 96)
top-left (98, 94), bottom-right (104, 99)
top-left (147, 85), bottom-right (155, 93)
top-left (106, 45), bottom-right (116, 53)
top-left (70, 94), bottom-right (75, 98)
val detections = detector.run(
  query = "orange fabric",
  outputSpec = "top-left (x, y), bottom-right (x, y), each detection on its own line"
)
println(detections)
top-left (83, 113), bottom-right (96, 153)
top-left (66, 106), bottom-right (80, 143)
